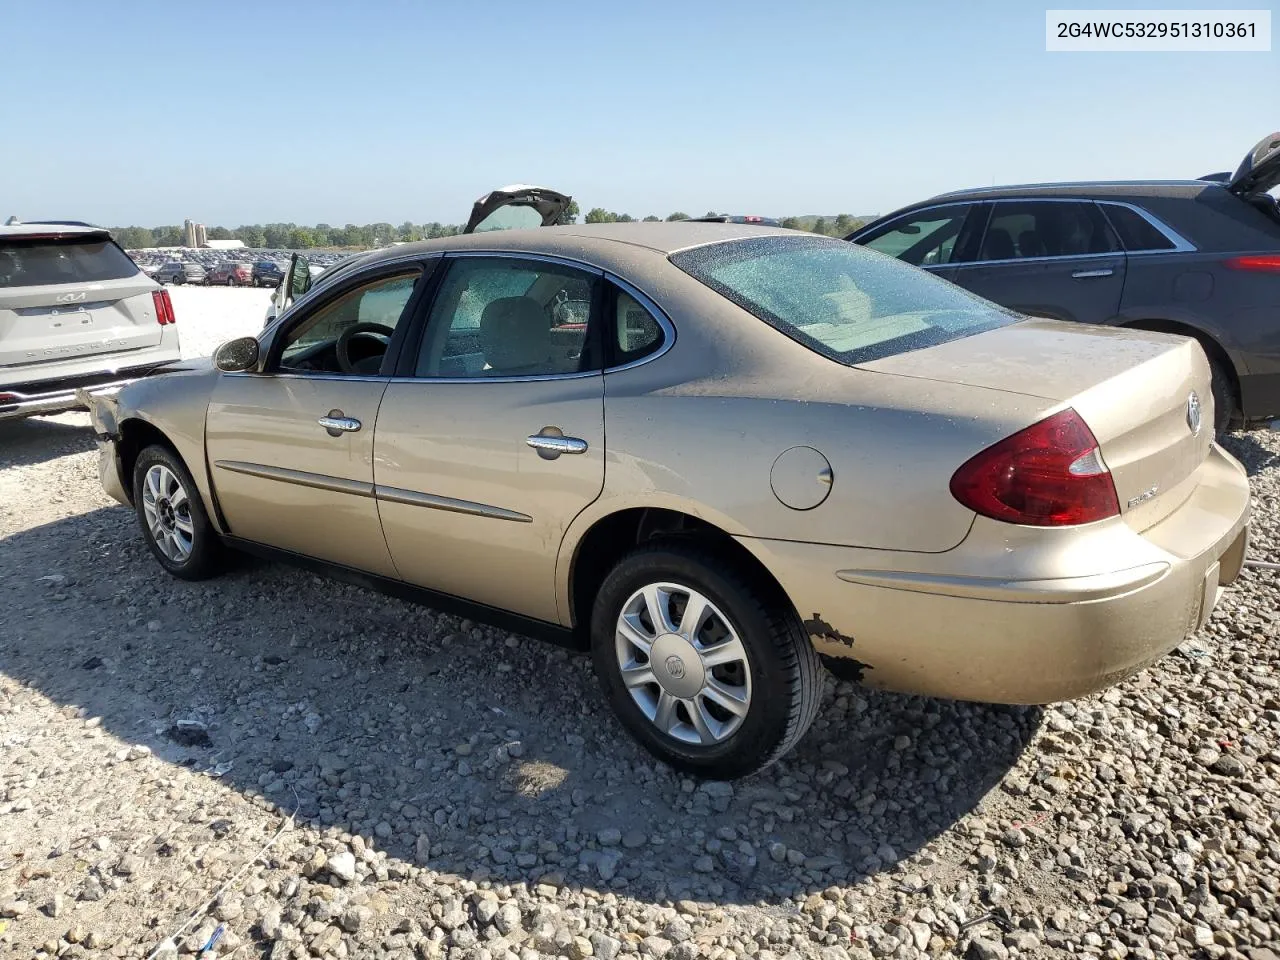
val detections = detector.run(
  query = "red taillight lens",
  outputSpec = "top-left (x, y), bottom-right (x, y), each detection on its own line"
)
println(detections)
top-left (151, 288), bottom-right (176, 325)
top-left (1225, 255), bottom-right (1280, 272)
top-left (949, 408), bottom-right (1120, 527)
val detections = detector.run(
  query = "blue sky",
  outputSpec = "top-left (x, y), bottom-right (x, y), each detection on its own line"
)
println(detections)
top-left (3, 0), bottom-right (1275, 225)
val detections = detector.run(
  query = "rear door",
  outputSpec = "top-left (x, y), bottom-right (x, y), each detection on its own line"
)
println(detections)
top-left (948, 199), bottom-right (1127, 324)
top-left (0, 231), bottom-right (161, 371)
top-left (373, 253), bottom-right (605, 624)
top-left (849, 203), bottom-right (982, 283)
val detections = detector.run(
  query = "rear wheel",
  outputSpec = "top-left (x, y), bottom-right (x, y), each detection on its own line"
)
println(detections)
top-left (133, 445), bottom-right (224, 581)
top-left (591, 543), bottom-right (822, 779)
top-left (226, 275), bottom-right (237, 286)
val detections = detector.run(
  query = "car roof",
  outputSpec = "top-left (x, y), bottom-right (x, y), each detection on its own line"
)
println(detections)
top-left (927, 180), bottom-right (1220, 203)
top-left (0, 221), bottom-right (110, 238)
top-left (355, 222), bottom-right (791, 265)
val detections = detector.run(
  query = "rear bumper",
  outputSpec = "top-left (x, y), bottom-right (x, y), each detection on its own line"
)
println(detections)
top-left (738, 443), bottom-right (1251, 705)
top-left (0, 359), bottom-right (179, 421)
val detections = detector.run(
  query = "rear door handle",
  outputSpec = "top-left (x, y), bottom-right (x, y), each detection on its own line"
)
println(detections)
top-left (1071, 268), bottom-right (1114, 279)
top-left (318, 412), bottom-right (362, 435)
top-left (526, 434), bottom-right (588, 458)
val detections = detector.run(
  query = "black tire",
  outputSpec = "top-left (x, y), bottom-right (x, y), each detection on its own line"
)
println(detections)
top-left (590, 542), bottom-right (822, 779)
top-left (1207, 355), bottom-right (1234, 435)
top-left (132, 444), bottom-right (224, 581)
top-left (227, 275), bottom-right (237, 286)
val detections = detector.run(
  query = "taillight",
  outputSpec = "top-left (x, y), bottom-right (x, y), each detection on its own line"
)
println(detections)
top-left (1225, 255), bottom-right (1280, 272)
top-left (152, 289), bottom-right (176, 325)
top-left (949, 408), bottom-right (1120, 527)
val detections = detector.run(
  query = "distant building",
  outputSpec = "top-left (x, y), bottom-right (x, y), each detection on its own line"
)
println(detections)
top-left (183, 219), bottom-right (211, 248)
top-left (204, 238), bottom-right (245, 250)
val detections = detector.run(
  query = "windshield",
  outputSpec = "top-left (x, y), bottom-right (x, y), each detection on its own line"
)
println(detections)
top-left (670, 235), bottom-right (1015, 364)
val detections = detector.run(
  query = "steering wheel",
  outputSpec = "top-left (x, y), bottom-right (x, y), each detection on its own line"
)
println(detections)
top-left (336, 322), bottom-right (395, 374)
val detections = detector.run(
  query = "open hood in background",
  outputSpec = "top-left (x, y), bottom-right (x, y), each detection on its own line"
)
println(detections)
top-left (463, 185), bottom-right (572, 234)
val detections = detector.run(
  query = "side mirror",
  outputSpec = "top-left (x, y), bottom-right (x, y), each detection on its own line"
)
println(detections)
top-left (213, 336), bottom-right (260, 373)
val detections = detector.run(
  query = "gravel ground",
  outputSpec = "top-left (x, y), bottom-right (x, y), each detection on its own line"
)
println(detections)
top-left (1, 295), bottom-right (1278, 960)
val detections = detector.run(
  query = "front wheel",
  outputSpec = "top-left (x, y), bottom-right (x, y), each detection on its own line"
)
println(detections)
top-left (591, 543), bottom-right (822, 779)
top-left (226, 275), bottom-right (237, 286)
top-left (133, 445), bottom-right (224, 580)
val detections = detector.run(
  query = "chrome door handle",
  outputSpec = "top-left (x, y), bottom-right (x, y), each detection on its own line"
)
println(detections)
top-left (318, 414), bottom-right (361, 434)
top-left (1071, 268), bottom-right (1114, 279)
top-left (526, 434), bottom-right (588, 457)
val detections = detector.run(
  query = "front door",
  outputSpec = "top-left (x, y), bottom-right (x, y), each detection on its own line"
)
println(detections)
top-left (206, 267), bottom-right (424, 577)
top-left (948, 199), bottom-right (1127, 324)
top-left (374, 254), bottom-right (606, 624)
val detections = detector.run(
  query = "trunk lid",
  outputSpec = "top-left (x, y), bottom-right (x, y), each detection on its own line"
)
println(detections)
top-left (0, 233), bottom-right (163, 371)
top-left (1227, 131), bottom-right (1280, 198)
top-left (860, 319), bottom-right (1214, 531)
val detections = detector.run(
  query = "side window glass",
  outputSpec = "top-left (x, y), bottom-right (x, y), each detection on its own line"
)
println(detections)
top-left (278, 271), bottom-right (418, 375)
top-left (611, 287), bottom-right (665, 365)
top-left (1099, 204), bottom-right (1176, 251)
top-left (980, 201), bottom-right (1118, 261)
top-left (861, 206), bottom-right (971, 266)
top-left (416, 258), bottom-right (599, 378)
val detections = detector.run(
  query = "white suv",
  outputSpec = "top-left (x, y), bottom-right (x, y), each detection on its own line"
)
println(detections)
top-left (0, 220), bottom-right (181, 421)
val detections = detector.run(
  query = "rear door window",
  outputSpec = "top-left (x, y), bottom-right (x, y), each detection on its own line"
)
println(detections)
top-left (0, 236), bottom-right (140, 287)
top-left (857, 205), bottom-right (972, 266)
top-left (977, 201), bottom-right (1118, 261)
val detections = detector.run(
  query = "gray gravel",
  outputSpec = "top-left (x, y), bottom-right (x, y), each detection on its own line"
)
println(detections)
top-left (1, 410), bottom-right (1277, 960)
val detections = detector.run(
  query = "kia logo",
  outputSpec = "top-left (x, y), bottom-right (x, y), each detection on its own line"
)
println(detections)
top-left (55, 292), bottom-right (86, 303)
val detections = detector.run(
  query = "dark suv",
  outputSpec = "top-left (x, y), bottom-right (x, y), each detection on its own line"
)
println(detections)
top-left (848, 132), bottom-right (1280, 431)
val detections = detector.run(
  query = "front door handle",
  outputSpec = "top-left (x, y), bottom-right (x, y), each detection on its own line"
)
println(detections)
top-left (527, 432), bottom-right (588, 459)
top-left (319, 410), bottom-right (362, 436)
top-left (1071, 268), bottom-right (1114, 279)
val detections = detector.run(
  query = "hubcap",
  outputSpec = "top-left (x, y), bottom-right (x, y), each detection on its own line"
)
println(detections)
top-left (141, 463), bottom-right (194, 563)
top-left (615, 582), bottom-right (752, 746)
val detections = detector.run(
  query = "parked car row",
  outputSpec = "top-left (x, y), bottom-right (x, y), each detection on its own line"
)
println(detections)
top-left (77, 168), bottom-right (1261, 777)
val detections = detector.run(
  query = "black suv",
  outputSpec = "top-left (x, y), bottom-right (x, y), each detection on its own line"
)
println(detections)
top-left (252, 259), bottom-right (284, 288)
top-left (848, 132), bottom-right (1280, 431)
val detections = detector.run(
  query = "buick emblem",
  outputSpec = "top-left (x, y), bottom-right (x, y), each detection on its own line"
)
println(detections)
top-left (664, 655), bottom-right (686, 680)
top-left (1186, 391), bottom-right (1202, 436)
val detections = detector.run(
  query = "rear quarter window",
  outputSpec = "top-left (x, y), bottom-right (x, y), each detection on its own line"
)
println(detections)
top-left (1099, 204), bottom-right (1176, 251)
top-left (0, 236), bottom-right (140, 287)
top-left (670, 235), bottom-right (1015, 364)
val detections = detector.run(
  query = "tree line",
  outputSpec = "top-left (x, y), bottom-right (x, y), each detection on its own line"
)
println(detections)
top-left (109, 209), bottom-right (873, 250)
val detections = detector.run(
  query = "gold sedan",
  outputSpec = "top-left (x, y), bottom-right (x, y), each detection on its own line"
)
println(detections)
top-left (85, 222), bottom-right (1251, 779)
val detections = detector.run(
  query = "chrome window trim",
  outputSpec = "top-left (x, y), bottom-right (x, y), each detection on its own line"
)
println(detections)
top-left (441, 249), bottom-right (605, 275)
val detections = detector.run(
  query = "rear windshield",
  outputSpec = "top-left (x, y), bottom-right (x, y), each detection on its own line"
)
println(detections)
top-left (670, 235), bottom-right (1015, 364)
top-left (0, 236), bottom-right (140, 287)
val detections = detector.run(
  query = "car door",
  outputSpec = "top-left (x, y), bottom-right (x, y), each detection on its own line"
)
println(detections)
top-left (847, 203), bottom-right (983, 283)
top-left (948, 199), bottom-right (1127, 324)
top-left (373, 253), bottom-right (605, 624)
top-left (205, 262), bottom-right (429, 577)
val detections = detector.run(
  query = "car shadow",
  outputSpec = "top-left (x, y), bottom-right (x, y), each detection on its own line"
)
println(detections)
top-left (0, 504), bottom-right (1041, 907)
top-left (1220, 429), bottom-right (1280, 477)
top-left (0, 413), bottom-right (96, 469)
